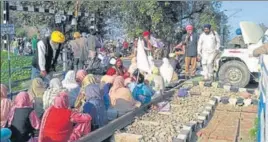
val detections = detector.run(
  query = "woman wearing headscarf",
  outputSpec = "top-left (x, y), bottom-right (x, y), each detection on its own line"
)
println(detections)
top-left (160, 58), bottom-right (178, 86)
top-left (128, 57), bottom-right (137, 75)
top-left (43, 78), bottom-right (67, 110)
top-left (1, 84), bottom-right (13, 128)
top-left (28, 78), bottom-right (46, 119)
top-left (83, 84), bottom-right (108, 130)
top-left (114, 58), bottom-right (127, 76)
top-left (148, 67), bottom-right (165, 92)
top-left (39, 92), bottom-right (91, 142)
top-left (110, 76), bottom-right (140, 116)
top-left (8, 92), bottom-right (40, 142)
top-left (101, 67), bottom-right (117, 85)
top-left (123, 72), bottom-right (133, 87)
top-left (62, 70), bottom-right (80, 108)
top-left (76, 69), bottom-right (88, 85)
top-left (132, 73), bottom-right (154, 104)
top-left (75, 74), bottom-right (97, 111)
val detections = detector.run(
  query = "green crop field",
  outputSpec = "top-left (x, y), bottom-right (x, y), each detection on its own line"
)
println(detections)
top-left (1, 50), bottom-right (32, 91)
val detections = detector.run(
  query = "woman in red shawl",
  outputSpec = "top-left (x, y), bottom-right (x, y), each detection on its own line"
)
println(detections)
top-left (114, 58), bottom-right (127, 76)
top-left (101, 67), bottom-right (117, 84)
top-left (39, 91), bottom-right (91, 142)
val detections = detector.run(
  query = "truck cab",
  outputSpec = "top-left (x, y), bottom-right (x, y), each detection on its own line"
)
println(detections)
top-left (215, 21), bottom-right (268, 88)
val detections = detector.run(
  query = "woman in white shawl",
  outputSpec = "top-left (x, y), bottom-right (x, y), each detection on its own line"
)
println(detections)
top-left (128, 57), bottom-right (137, 75)
top-left (160, 58), bottom-right (178, 85)
top-left (43, 78), bottom-right (67, 109)
top-left (62, 70), bottom-right (80, 108)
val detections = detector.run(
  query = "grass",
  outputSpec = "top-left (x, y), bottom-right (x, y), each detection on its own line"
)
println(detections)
top-left (1, 50), bottom-right (32, 91)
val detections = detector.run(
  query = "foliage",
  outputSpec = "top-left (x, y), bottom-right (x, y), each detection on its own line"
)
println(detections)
top-left (0, 51), bottom-right (32, 91)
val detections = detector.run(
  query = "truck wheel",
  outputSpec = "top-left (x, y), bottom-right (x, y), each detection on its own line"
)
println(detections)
top-left (218, 60), bottom-right (250, 88)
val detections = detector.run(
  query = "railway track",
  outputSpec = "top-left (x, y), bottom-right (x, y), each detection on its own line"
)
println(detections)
top-left (78, 79), bottom-right (256, 142)
top-left (78, 80), bottom-right (185, 142)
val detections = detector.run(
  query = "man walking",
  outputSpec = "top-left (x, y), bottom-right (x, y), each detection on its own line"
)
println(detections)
top-left (198, 24), bottom-right (220, 81)
top-left (31, 31), bottom-right (65, 83)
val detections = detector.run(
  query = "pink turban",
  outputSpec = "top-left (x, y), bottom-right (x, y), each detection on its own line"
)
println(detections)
top-left (186, 25), bottom-right (193, 31)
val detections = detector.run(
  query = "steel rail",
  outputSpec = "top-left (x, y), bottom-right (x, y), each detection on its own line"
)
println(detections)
top-left (78, 80), bottom-right (185, 142)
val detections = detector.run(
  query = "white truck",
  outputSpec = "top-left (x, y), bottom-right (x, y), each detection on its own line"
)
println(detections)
top-left (214, 21), bottom-right (268, 88)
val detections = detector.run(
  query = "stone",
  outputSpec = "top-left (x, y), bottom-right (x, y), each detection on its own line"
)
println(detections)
top-left (229, 98), bottom-right (237, 106)
top-left (114, 133), bottom-right (143, 142)
top-left (244, 99), bottom-right (252, 106)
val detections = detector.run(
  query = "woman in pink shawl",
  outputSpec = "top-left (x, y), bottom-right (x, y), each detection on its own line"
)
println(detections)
top-left (39, 91), bottom-right (91, 142)
top-left (7, 92), bottom-right (40, 142)
top-left (76, 69), bottom-right (88, 85)
top-left (109, 76), bottom-right (141, 116)
top-left (1, 84), bottom-right (12, 128)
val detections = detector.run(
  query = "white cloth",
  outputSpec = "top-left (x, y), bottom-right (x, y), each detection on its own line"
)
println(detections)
top-left (197, 31), bottom-right (220, 55)
top-left (160, 58), bottom-right (174, 84)
top-left (137, 38), bottom-right (151, 73)
top-left (201, 52), bottom-right (215, 79)
top-left (37, 40), bottom-right (57, 71)
top-left (62, 70), bottom-right (79, 90)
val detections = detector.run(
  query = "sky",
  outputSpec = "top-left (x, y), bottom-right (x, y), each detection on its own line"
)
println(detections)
top-left (221, 1), bottom-right (268, 38)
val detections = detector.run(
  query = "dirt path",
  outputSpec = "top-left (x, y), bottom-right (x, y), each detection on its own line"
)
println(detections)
top-left (197, 104), bottom-right (257, 142)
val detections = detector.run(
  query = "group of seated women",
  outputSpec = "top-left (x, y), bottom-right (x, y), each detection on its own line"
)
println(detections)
top-left (0, 57), bottom-right (178, 142)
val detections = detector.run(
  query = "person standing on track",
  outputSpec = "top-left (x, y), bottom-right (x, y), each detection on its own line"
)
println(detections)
top-left (198, 24), bottom-right (220, 81)
top-left (179, 25), bottom-right (199, 78)
top-left (143, 31), bottom-right (153, 56)
top-left (31, 31), bottom-right (65, 84)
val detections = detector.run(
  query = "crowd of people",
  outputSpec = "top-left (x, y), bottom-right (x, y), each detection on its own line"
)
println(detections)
top-left (0, 23), bottom-right (227, 142)
top-left (1, 51), bottom-right (182, 141)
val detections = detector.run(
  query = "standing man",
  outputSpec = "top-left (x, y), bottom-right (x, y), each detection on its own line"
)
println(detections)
top-left (174, 25), bottom-right (199, 78)
top-left (31, 35), bottom-right (38, 54)
top-left (198, 24), bottom-right (220, 81)
top-left (69, 32), bottom-right (83, 71)
top-left (143, 31), bottom-right (153, 56)
top-left (31, 31), bottom-right (65, 83)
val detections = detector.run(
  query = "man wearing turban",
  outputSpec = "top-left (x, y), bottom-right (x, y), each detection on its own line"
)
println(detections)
top-left (197, 24), bottom-right (221, 81)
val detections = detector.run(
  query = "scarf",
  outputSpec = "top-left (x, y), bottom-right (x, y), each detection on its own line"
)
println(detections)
top-left (1, 84), bottom-right (12, 128)
top-left (62, 70), bottom-right (79, 90)
top-left (28, 78), bottom-right (46, 101)
top-left (128, 57), bottom-right (137, 75)
top-left (76, 70), bottom-right (87, 83)
top-left (8, 92), bottom-right (33, 126)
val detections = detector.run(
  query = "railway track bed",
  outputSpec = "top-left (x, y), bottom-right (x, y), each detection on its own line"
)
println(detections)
top-left (78, 79), bottom-right (258, 142)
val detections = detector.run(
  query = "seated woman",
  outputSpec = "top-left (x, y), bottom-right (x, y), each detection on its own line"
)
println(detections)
top-left (123, 72), bottom-right (133, 86)
top-left (39, 92), bottom-right (91, 142)
top-left (132, 73), bottom-right (154, 104)
top-left (83, 84), bottom-right (108, 130)
top-left (110, 76), bottom-right (141, 116)
top-left (114, 58), bottom-right (127, 76)
top-left (76, 69), bottom-right (88, 86)
top-left (75, 74), bottom-right (97, 111)
top-left (62, 70), bottom-right (80, 108)
top-left (101, 67), bottom-right (117, 85)
top-left (8, 92), bottom-right (40, 142)
top-left (43, 78), bottom-right (67, 110)
top-left (128, 57), bottom-right (137, 75)
top-left (160, 58), bottom-right (178, 86)
top-left (148, 67), bottom-right (165, 92)
top-left (1, 84), bottom-right (12, 128)
top-left (28, 78), bottom-right (46, 119)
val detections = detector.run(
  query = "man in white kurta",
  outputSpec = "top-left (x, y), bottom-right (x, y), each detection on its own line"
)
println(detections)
top-left (197, 24), bottom-right (220, 81)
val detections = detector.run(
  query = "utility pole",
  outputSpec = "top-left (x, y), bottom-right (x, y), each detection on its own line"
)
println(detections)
top-left (2, 1), bottom-right (12, 94)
